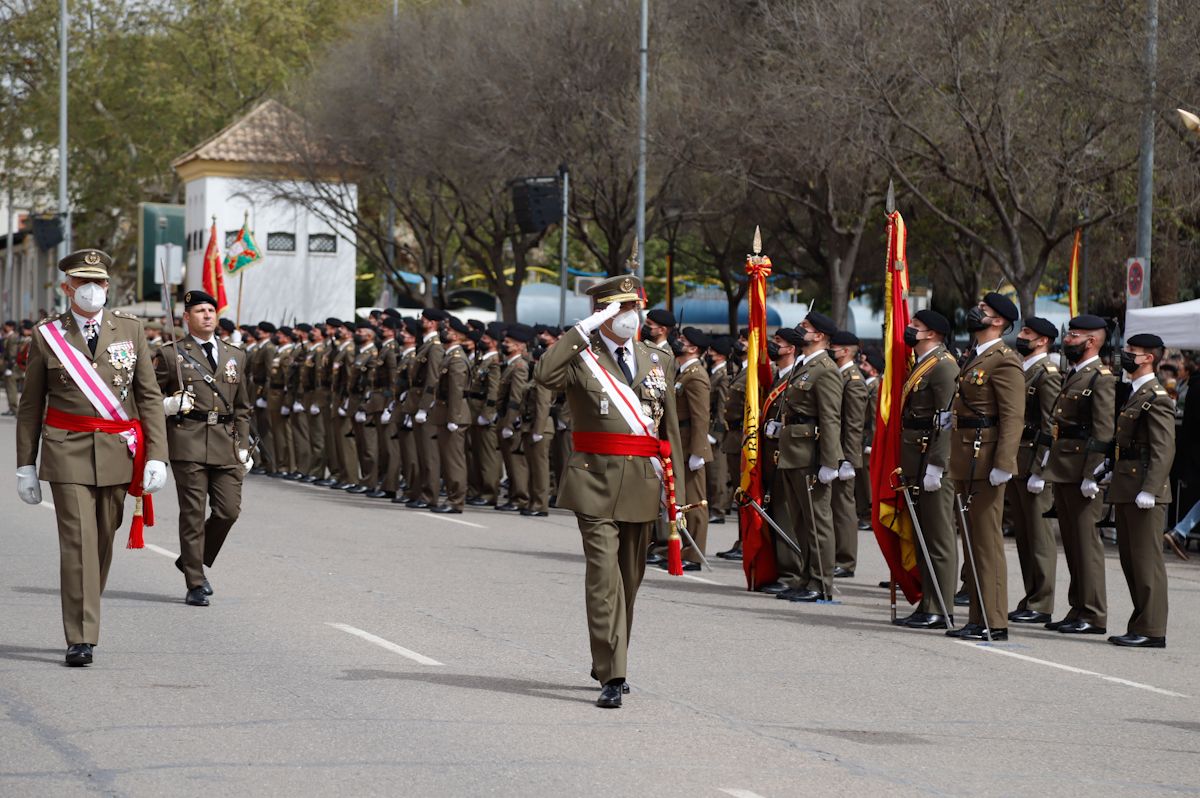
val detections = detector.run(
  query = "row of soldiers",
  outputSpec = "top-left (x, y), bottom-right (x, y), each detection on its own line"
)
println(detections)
top-left (2, 319), bottom-right (36, 415)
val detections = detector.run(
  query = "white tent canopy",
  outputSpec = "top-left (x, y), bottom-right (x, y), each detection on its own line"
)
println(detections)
top-left (1125, 299), bottom-right (1200, 349)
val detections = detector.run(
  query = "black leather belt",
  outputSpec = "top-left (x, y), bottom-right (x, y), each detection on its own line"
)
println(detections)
top-left (1117, 445), bottom-right (1149, 461)
top-left (956, 415), bottom-right (998, 429)
top-left (785, 414), bottom-right (818, 425)
top-left (181, 410), bottom-right (233, 425)
top-left (903, 418), bottom-right (935, 430)
top-left (466, 391), bottom-right (486, 400)
top-left (1054, 423), bottom-right (1089, 439)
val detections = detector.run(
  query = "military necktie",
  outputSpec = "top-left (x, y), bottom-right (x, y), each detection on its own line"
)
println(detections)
top-left (615, 346), bottom-right (634, 384)
top-left (84, 319), bottom-right (99, 356)
top-left (202, 341), bottom-right (217, 371)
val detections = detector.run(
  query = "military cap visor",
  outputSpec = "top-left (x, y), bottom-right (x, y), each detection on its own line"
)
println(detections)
top-left (983, 292), bottom-right (1019, 323)
top-left (1126, 333), bottom-right (1164, 349)
top-left (1068, 314), bottom-right (1107, 331)
top-left (1022, 316), bottom-right (1058, 341)
top-left (804, 311), bottom-right (837, 336)
top-left (913, 309), bottom-right (951, 337)
top-left (59, 248), bottom-right (112, 279)
top-left (586, 274), bottom-right (644, 306)
top-left (830, 330), bottom-right (859, 347)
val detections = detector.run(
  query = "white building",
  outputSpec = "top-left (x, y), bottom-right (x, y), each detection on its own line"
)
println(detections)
top-left (172, 100), bottom-right (358, 324)
top-left (1, 146), bottom-right (59, 321)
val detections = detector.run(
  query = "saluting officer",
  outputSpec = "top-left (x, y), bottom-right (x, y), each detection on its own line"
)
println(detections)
top-left (153, 290), bottom-right (252, 606)
top-left (1007, 316), bottom-right (1062, 625)
top-left (430, 317), bottom-right (471, 513)
top-left (1034, 314), bottom-right (1115, 635)
top-left (404, 309), bottom-right (446, 508)
top-left (533, 274), bottom-right (681, 708)
top-left (672, 326), bottom-right (713, 569)
top-left (496, 325), bottom-right (533, 512)
top-left (1107, 333), bottom-right (1174, 648)
top-left (946, 293), bottom-right (1024, 641)
top-left (894, 310), bottom-right (959, 629)
top-left (15, 249), bottom-right (169, 666)
top-left (829, 330), bottom-right (868, 579)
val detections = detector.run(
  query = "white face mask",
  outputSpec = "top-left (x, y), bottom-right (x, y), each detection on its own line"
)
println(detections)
top-left (610, 310), bottom-right (640, 342)
top-left (73, 282), bottom-right (107, 313)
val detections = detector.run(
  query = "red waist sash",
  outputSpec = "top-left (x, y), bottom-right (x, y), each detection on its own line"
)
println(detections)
top-left (572, 431), bottom-right (677, 520)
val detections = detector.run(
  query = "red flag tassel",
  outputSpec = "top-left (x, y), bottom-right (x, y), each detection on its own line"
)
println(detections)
top-left (127, 495), bottom-right (146, 549)
top-left (667, 522), bottom-right (684, 576)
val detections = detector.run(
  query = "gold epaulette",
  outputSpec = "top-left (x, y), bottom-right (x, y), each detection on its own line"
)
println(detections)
top-left (1044, 362), bottom-right (1058, 372)
top-left (1099, 366), bottom-right (1112, 376)
top-left (1153, 387), bottom-right (1168, 397)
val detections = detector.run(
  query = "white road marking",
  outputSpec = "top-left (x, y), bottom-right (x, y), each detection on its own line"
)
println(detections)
top-left (645, 568), bottom-right (723, 586)
top-left (143, 543), bottom-right (179, 559)
top-left (720, 789), bottom-right (770, 798)
top-left (426, 513), bottom-right (486, 529)
top-left (327, 622), bottom-right (444, 666)
top-left (956, 641), bottom-right (1188, 698)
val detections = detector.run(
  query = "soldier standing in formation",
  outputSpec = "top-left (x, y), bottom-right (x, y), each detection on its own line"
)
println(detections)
top-left (2, 319), bottom-right (19, 414)
top-left (153, 290), bottom-right (252, 607)
top-left (829, 330), bottom-right (867, 579)
top-left (15, 249), bottom-right (169, 666)
top-left (756, 328), bottom-right (800, 593)
top-left (496, 324), bottom-right (532, 512)
top-left (331, 320), bottom-right (360, 489)
top-left (467, 323), bottom-right (503, 506)
top-left (404, 309), bottom-right (446, 509)
top-left (249, 322), bottom-right (276, 473)
top-left (671, 326), bottom-right (713, 569)
top-left (388, 318), bottom-right (419, 503)
top-left (431, 318), bottom-right (471, 513)
top-left (520, 345), bottom-right (555, 517)
top-left (348, 323), bottom-right (384, 495)
top-left (705, 336), bottom-right (733, 528)
top-left (717, 334), bottom-right (750, 561)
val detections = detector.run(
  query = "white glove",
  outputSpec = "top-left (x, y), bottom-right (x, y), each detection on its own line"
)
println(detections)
top-left (143, 460), bottom-right (167, 494)
top-left (1040, 449), bottom-right (1050, 468)
top-left (255, 397), bottom-right (267, 409)
top-left (557, 418), bottom-right (568, 431)
top-left (3, 368), bottom-right (12, 376)
top-left (1135, 491), bottom-right (1156, 510)
top-left (163, 391), bottom-right (196, 416)
top-left (354, 410), bottom-right (367, 423)
top-left (577, 301), bottom-right (621, 335)
top-left (688, 454), bottom-right (705, 472)
top-left (414, 409), bottom-right (427, 424)
top-left (501, 427), bottom-right (514, 439)
top-left (1027, 475), bottom-right (1045, 494)
top-left (310, 404), bottom-right (321, 416)
top-left (447, 422), bottom-right (460, 433)
top-left (292, 401), bottom-right (305, 414)
top-left (707, 434), bottom-right (718, 445)
top-left (838, 461), bottom-right (855, 481)
top-left (1080, 479), bottom-right (1100, 499)
top-left (16, 465), bottom-right (41, 505)
top-left (988, 468), bottom-right (1012, 487)
top-left (937, 411), bottom-right (953, 430)
top-left (381, 409), bottom-right (392, 424)
top-left (337, 406), bottom-right (347, 417)
top-left (817, 465), bottom-right (838, 485)
top-left (403, 415), bottom-right (413, 429)
top-left (531, 431), bottom-right (543, 442)
top-left (280, 405), bottom-right (291, 416)
top-left (237, 448), bottom-right (253, 473)
top-left (922, 464), bottom-right (943, 493)
top-left (477, 414), bottom-right (490, 426)
top-left (864, 446), bottom-right (872, 455)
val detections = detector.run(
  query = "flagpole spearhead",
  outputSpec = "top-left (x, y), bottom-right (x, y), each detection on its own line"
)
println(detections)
top-left (752, 225), bottom-right (762, 256)
top-left (885, 180), bottom-right (896, 214)
top-left (626, 238), bottom-right (640, 272)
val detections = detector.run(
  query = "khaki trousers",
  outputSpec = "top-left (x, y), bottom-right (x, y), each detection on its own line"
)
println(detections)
top-left (856, 457), bottom-right (872, 519)
top-left (398, 425), bottom-right (419, 499)
top-left (381, 417), bottom-right (401, 493)
top-left (171, 460), bottom-right (243, 589)
top-left (524, 434), bottom-right (552, 513)
top-left (415, 420), bottom-right (441, 504)
top-left (437, 425), bottom-right (467, 509)
top-left (3, 371), bottom-right (18, 411)
top-left (335, 411), bottom-right (359, 484)
top-left (290, 408), bottom-right (311, 476)
top-left (577, 513), bottom-right (653, 684)
top-left (681, 463), bottom-right (708, 561)
top-left (252, 403), bottom-right (275, 471)
top-left (1052, 484), bottom-right (1107, 625)
top-left (501, 433), bottom-right (528, 508)
top-left (832, 476), bottom-right (858, 571)
top-left (50, 482), bottom-right (126, 645)
top-left (468, 423), bottom-right (500, 503)
top-left (781, 469), bottom-right (835, 595)
top-left (324, 402), bottom-right (342, 481)
top-left (266, 392), bottom-right (294, 473)
top-left (913, 484), bottom-right (958, 617)
top-left (765, 465), bottom-right (802, 587)
top-left (353, 414), bottom-right (380, 488)
top-left (955, 480), bottom-right (1009, 629)
top-left (1007, 479), bottom-right (1056, 614)
top-left (305, 406), bottom-right (327, 478)
top-left (1115, 503), bottom-right (1168, 637)
top-left (707, 447), bottom-right (729, 520)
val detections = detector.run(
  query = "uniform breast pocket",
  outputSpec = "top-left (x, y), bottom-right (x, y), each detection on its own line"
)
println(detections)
top-left (42, 427), bottom-right (69, 443)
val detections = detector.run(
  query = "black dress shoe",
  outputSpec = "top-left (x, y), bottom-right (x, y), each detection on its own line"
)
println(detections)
top-left (680, 560), bottom-right (701, 572)
top-left (268, 471), bottom-right (287, 478)
top-left (466, 497), bottom-right (492, 507)
top-left (1108, 633), bottom-right (1166, 648)
top-left (283, 472), bottom-right (305, 481)
top-left (777, 587), bottom-right (809, 600)
top-left (314, 478), bottom-right (336, 487)
top-left (904, 612), bottom-right (950, 630)
top-left (878, 580), bottom-right (892, 588)
top-left (1008, 609), bottom-right (1051, 624)
top-left (946, 623), bottom-right (984, 638)
top-left (175, 557), bottom-right (213, 596)
top-left (520, 509), bottom-right (549, 517)
top-left (857, 519), bottom-right (872, 531)
top-left (785, 589), bottom-right (823, 603)
top-left (958, 626), bottom-right (1006, 641)
top-left (757, 581), bottom-right (788, 595)
top-left (591, 668), bottom-right (631, 693)
top-left (708, 512), bottom-right (725, 524)
top-left (365, 489), bottom-right (388, 499)
top-left (345, 485), bottom-right (370, 495)
top-left (406, 499), bottom-right (430, 509)
top-left (646, 553), bottom-right (667, 567)
top-left (596, 682), bottom-right (623, 708)
top-left (1057, 619), bottom-right (1106, 635)
top-left (185, 587), bottom-right (210, 606)
top-left (953, 591), bottom-right (970, 607)
top-left (430, 505), bottom-right (462, 514)
top-left (715, 546), bottom-right (741, 560)
top-left (65, 643), bottom-right (93, 667)
top-left (832, 566), bottom-right (854, 578)
top-left (250, 467), bottom-right (268, 475)
top-left (495, 503), bottom-right (520, 512)
top-left (1044, 617), bottom-right (1072, 630)
top-left (392, 495), bottom-right (411, 504)
top-left (723, 549), bottom-right (742, 561)
top-left (382, 490), bottom-right (397, 499)
top-left (301, 475), bottom-right (319, 483)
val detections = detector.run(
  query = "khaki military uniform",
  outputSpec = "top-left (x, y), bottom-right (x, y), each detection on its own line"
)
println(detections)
top-left (376, 337), bottom-right (399, 493)
top-left (285, 343), bottom-right (310, 475)
top-left (309, 340), bottom-right (335, 480)
top-left (949, 340), bottom-right (1024, 630)
top-left (549, 389), bottom-right (573, 502)
top-left (856, 375), bottom-right (879, 521)
top-left (761, 364), bottom-right (798, 581)
top-left (706, 361), bottom-right (732, 521)
top-left (467, 350), bottom-right (502, 504)
top-left (350, 342), bottom-right (385, 488)
top-left (409, 334), bottom-right (444, 504)
top-left (900, 346), bottom-right (960, 617)
top-left (1008, 355), bottom-right (1062, 615)
top-left (16, 310), bottom-right (168, 645)
top-left (266, 343), bottom-right (295, 473)
top-left (432, 343), bottom-right (470, 509)
top-left (1035, 358), bottom-right (1115, 626)
top-left (675, 358), bottom-right (712, 561)
top-left (722, 364), bottom-right (749, 542)
top-left (521, 377), bottom-right (555, 513)
top-left (330, 339), bottom-right (359, 485)
top-left (833, 362), bottom-right (868, 572)
top-left (249, 340), bottom-right (276, 471)
top-left (153, 337), bottom-right (252, 589)
top-left (1110, 376), bottom-right (1174, 638)
top-left (497, 354), bottom-right (531, 508)
top-left (533, 326), bottom-right (681, 684)
top-left (392, 346), bottom-right (417, 497)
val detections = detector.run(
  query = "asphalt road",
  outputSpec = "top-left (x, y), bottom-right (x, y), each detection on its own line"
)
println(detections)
top-left (2, 415), bottom-right (1199, 797)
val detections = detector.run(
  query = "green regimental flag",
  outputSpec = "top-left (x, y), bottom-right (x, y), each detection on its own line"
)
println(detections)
top-left (223, 223), bottom-right (263, 275)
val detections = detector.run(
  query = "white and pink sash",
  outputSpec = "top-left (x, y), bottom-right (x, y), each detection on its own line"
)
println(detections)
top-left (579, 343), bottom-right (655, 437)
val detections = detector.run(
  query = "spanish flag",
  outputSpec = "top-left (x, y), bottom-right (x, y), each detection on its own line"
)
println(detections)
top-left (869, 209), bottom-right (922, 603)
top-left (202, 218), bottom-right (229, 317)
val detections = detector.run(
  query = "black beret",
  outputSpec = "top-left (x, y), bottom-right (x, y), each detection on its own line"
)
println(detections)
top-left (680, 326), bottom-right (712, 349)
top-left (505, 322), bottom-right (534, 343)
top-left (983, 292), bottom-right (1019, 323)
top-left (546, 326), bottom-right (563, 337)
top-left (646, 308), bottom-right (676, 327)
top-left (183, 289), bottom-right (218, 309)
top-left (775, 328), bottom-right (805, 347)
top-left (533, 324), bottom-right (549, 335)
top-left (913, 309), bottom-right (950, 337)
top-left (1127, 333), bottom-right (1164, 349)
top-left (380, 317), bottom-right (398, 330)
top-left (448, 317), bottom-right (469, 335)
top-left (422, 308), bottom-right (449, 322)
top-left (257, 321), bottom-right (276, 333)
top-left (4, 319), bottom-right (16, 327)
top-left (21, 320), bottom-right (33, 330)
top-left (866, 350), bottom-right (885, 372)
top-left (218, 318), bottom-right (236, 333)
top-left (738, 327), bottom-right (749, 338)
top-left (325, 317), bottom-right (343, 328)
top-left (382, 308), bottom-right (401, 318)
top-left (1068, 314), bottom-right (1107, 331)
top-left (467, 318), bottom-right (485, 331)
top-left (278, 326), bottom-right (293, 336)
top-left (369, 309), bottom-right (382, 318)
top-left (402, 318), bottom-right (423, 337)
top-left (710, 336), bottom-right (734, 356)
top-left (295, 322), bottom-right (313, 333)
top-left (804, 311), bottom-right (837, 336)
top-left (485, 322), bottom-right (506, 341)
top-left (467, 329), bottom-right (483, 343)
top-left (830, 330), bottom-right (859, 346)
top-left (1022, 316), bottom-right (1058, 341)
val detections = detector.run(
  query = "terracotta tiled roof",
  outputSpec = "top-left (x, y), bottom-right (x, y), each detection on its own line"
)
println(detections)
top-left (171, 100), bottom-right (308, 169)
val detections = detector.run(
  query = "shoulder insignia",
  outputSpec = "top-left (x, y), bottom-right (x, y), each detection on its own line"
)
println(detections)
top-left (1153, 387), bottom-right (1167, 396)
top-left (1098, 367), bottom-right (1112, 376)
top-left (1044, 363), bottom-right (1058, 372)
top-left (850, 374), bottom-right (861, 380)
top-left (36, 317), bottom-right (53, 327)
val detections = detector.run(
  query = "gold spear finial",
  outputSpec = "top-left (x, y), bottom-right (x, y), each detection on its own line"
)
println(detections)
top-left (1178, 108), bottom-right (1200, 135)
top-left (885, 180), bottom-right (896, 214)
top-left (626, 238), bottom-right (639, 272)
top-left (752, 225), bottom-right (762, 256)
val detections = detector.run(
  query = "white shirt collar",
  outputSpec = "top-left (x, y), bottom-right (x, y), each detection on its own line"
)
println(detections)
top-left (601, 332), bottom-right (635, 364)
top-left (1022, 352), bottom-right (1047, 372)
top-left (678, 357), bottom-right (700, 373)
top-left (1072, 354), bottom-right (1100, 372)
top-left (480, 350), bottom-right (498, 362)
top-left (710, 360), bottom-right (727, 375)
top-left (838, 360), bottom-right (854, 373)
top-left (423, 331), bottom-right (438, 343)
top-left (776, 362), bottom-right (795, 381)
top-left (973, 337), bottom-right (1003, 357)
top-left (72, 308), bottom-right (103, 333)
top-left (505, 354), bottom-right (523, 366)
top-left (400, 346), bottom-right (416, 357)
top-left (915, 346), bottom-right (935, 363)
top-left (191, 333), bottom-right (216, 348)
top-left (799, 350), bottom-right (822, 366)
top-left (1131, 373), bottom-right (1156, 393)
top-left (445, 344), bottom-right (462, 355)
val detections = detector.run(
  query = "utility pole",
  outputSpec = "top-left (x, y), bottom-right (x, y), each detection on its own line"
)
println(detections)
top-left (557, 164), bottom-right (570, 327)
top-left (59, 0), bottom-right (70, 258)
top-left (634, 0), bottom-right (647, 282)
top-left (1134, 0), bottom-right (1157, 306)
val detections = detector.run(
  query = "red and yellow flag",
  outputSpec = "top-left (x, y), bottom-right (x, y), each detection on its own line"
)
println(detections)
top-left (739, 244), bottom-right (778, 589)
top-left (1067, 227), bottom-right (1082, 317)
top-left (869, 209), bottom-right (922, 603)
top-left (202, 219), bottom-right (229, 316)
